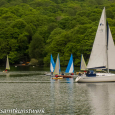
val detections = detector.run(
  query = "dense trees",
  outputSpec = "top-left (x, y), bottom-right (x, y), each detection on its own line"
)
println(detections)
top-left (0, 0), bottom-right (115, 66)
top-left (29, 33), bottom-right (44, 65)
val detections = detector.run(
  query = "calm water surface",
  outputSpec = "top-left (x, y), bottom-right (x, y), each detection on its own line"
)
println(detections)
top-left (0, 66), bottom-right (115, 115)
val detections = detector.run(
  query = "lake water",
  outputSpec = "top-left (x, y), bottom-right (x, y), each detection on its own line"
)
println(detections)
top-left (0, 66), bottom-right (115, 114)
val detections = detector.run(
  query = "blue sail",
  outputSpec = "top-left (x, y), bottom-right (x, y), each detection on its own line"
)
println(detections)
top-left (65, 54), bottom-right (74, 73)
top-left (50, 54), bottom-right (55, 72)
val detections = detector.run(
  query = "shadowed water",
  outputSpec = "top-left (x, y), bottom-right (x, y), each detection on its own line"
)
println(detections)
top-left (0, 67), bottom-right (115, 114)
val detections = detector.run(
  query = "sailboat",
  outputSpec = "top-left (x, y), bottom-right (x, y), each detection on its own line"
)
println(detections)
top-left (46, 54), bottom-right (55, 76)
top-left (75, 7), bottom-right (115, 83)
top-left (80, 54), bottom-right (87, 71)
top-left (53, 53), bottom-right (60, 75)
top-left (6, 55), bottom-right (10, 69)
top-left (56, 54), bottom-right (74, 78)
top-left (52, 53), bottom-right (63, 79)
top-left (76, 54), bottom-right (88, 75)
top-left (3, 55), bottom-right (10, 73)
top-left (63, 54), bottom-right (74, 78)
top-left (65, 54), bottom-right (74, 73)
top-left (50, 54), bottom-right (55, 72)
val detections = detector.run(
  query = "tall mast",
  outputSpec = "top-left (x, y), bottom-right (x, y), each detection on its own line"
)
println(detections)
top-left (106, 21), bottom-right (109, 73)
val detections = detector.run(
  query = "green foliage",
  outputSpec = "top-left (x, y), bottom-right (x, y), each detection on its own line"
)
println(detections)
top-left (106, 9), bottom-right (114, 19)
top-left (0, 27), bottom-right (20, 39)
top-left (29, 58), bottom-right (38, 65)
top-left (0, 8), bottom-right (9, 16)
top-left (11, 19), bottom-right (27, 30)
top-left (0, 39), bottom-right (9, 59)
top-left (9, 51), bottom-right (19, 63)
top-left (9, 39), bottom-right (18, 51)
top-left (24, 25), bottom-right (33, 43)
top-left (0, 0), bottom-right (7, 7)
top-left (0, 0), bottom-right (115, 67)
top-left (95, 0), bottom-right (104, 5)
top-left (29, 33), bottom-right (45, 65)
top-left (18, 33), bottom-right (28, 50)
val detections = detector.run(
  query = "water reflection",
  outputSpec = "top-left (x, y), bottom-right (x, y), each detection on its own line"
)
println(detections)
top-left (66, 78), bottom-right (74, 114)
top-left (5, 73), bottom-right (10, 81)
top-left (50, 78), bottom-right (74, 114)
top-left (86, 83), bottom-right (115, 115)
top-left (6, 73), bottom-right (10, 77)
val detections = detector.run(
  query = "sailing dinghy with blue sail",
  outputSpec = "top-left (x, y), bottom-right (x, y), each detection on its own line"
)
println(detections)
top-left (75, 7), bottom-right (115, 83)
top-left (62, 54), bottom-right (75, 78)
top-left (65, 54), bottom-right (74, 74)
top-left (46, 54), bottom-right (55, 76)
top-left (56, 54), bottom-right (74, 78)
top-left (50, 54), bottom-right (55, 73)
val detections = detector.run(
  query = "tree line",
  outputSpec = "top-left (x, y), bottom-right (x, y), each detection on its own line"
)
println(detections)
top-left (0, 0), bottom-right (115, 66)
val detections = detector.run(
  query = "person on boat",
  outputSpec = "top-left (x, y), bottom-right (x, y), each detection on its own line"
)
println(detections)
top-left (87, 70), bottom-right (90, 74)
top-left (61, 73), bottom-right (64, 75)
top-left (78, 72), bottom-right (81, 76)
top-left (71, 73), bottom-right (74, 75)
top-left (51, 72), bottom-right (53, 75)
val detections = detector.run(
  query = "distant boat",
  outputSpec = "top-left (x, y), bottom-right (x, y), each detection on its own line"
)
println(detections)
top-left (6, 55), bottom-right (10, 70)
top-left (3, 55), bottom-right (10, 73)
top-left (75, 7), bottom-right (115, 83)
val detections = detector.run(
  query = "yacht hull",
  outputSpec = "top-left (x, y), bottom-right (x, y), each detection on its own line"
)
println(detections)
top-left (75, 75), bottom-right (115, 83)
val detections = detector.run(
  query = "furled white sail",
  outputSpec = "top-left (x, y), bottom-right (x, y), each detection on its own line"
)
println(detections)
top-left (53, 54), bottom-right (60, 74)
top-left (65, 54), bottom-right (74, 73)
top-left (6, 55), bottom-right (10, 70)
top-left (80, 54), bottom-right (87, 70)
top-left (87, 7), bottom-right (107, 69)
